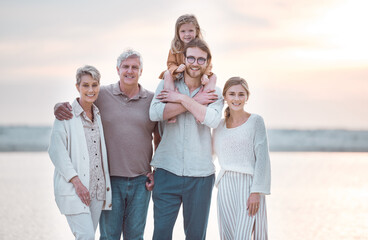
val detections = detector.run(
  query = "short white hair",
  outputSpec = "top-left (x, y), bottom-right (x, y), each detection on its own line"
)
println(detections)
top-left (116, 49), bottom-right (143, 69)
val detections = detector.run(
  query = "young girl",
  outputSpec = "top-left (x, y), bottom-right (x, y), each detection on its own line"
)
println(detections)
top-left (212, 77), bottom-right (271, 240)
top-left (159, 14), bottom-right (217, 122)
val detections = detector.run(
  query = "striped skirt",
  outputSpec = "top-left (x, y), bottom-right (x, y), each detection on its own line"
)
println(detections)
top-left (217, 171), bottom-right (268, 240)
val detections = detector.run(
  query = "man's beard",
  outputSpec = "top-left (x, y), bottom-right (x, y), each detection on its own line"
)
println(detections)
top-left (185, 66), bottom-right (204, 79)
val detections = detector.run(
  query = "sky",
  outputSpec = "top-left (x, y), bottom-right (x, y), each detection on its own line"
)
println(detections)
top-left (0, 0), bottom-right (367, 129)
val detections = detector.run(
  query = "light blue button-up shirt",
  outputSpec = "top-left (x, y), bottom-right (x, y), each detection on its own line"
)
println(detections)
top-left (149, 77), bottom-right (224, 177)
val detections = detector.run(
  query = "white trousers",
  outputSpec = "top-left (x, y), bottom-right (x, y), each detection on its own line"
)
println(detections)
top-left (65, 198), bottom-right (104, 240)
top-left (217, 171), bottom-right (268, 240)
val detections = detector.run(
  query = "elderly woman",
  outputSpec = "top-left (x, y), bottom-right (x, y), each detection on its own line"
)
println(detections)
top-left (48, 65), bottom-right (112, 240)
top-left (212, 77), bottom-right (271, 240)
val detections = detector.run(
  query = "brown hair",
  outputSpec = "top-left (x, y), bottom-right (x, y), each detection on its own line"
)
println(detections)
top-left (170, 14), bottom-right (203, 53)
top-left (223, 77), bottom-right (250, 120)
top-left (183, 38), bottom-right (212, 65)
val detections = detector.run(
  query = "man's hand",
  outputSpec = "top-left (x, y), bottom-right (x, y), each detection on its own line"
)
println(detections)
top-left (145, 172), bottom-right (155, 191)
top-left (175, 64), bottom-right (186, 73)
top-left (193, 86), bottom-right (218, 105)
top-left (156, 88), bottom-right (184, 103)
top-left (54, 102), bottom-right (73, 120)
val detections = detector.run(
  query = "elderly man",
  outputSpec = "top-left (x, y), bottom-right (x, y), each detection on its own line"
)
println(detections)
top-left (149, 38), bottom-right (224, 240)
top-left (54, 49), bottom-right (159, 240)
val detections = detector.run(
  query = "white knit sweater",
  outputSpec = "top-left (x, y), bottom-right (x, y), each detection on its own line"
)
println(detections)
top-left (213, 114), bottom-right (271, 194)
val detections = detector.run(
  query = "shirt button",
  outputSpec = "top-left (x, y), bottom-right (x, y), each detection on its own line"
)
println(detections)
top-left (92, 129), bottom-right (94, 131)
top-left (95, 153), bottom-right (97, 156)
top-left (107, 187), bottom-right (110, 191)
top-left (94, 141), bottom-right (96, 143)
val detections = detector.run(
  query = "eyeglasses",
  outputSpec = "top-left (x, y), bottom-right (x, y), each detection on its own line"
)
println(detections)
top-left (186, 56), bottom-right (207, 65)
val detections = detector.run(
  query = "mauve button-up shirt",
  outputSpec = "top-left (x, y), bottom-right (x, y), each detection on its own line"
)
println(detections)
top-left (149, 77), bottom-right (224, 177)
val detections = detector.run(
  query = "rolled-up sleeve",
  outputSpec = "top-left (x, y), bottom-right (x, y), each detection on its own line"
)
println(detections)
top-left (201, 87), bottom-right (224, 128)
top-left (149, 80), bottom-right (166, 122)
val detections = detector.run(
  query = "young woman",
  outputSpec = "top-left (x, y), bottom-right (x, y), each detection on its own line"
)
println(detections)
top-left (48, 65), bottom-right (112, 240)
top-left (213, 77), bottom-right (271, 240)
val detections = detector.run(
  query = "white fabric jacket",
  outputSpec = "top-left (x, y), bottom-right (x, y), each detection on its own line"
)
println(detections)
top-left (48, 100), bottom-right (112, 215)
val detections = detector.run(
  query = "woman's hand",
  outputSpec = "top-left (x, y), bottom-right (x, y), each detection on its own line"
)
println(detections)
top-left (70, 176), bottom-right (90, 206)
top-left (247, 193), bottom-right (260, 216)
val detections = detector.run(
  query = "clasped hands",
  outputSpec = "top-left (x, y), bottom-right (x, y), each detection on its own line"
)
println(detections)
top-left (156, 86), bottom-right (218, 105)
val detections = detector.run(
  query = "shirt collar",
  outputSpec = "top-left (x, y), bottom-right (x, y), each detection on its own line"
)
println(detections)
top-left (112, 81), bottom-right (148, 99)
top-left (72, 98), bottom-right (100, 117)
top-left (176, 74), bottom-right (202, 97)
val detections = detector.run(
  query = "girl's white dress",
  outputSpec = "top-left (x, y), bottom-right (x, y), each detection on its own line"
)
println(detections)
top-left (213, 114), bottom-right (271, 240)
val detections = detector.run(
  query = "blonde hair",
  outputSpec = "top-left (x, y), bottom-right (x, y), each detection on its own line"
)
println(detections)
top-left (223, 77), bottom-right (250, 120)
top-left (76, 65), bottom-right (101, 85)
top-left (170, 14), bottom-right (203, 54)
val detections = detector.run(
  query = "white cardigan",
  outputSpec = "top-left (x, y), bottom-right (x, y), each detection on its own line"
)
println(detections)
top-left (213, 114), bottom-right (271, 194)
top-left (48, 100), bottom-right (112, 215)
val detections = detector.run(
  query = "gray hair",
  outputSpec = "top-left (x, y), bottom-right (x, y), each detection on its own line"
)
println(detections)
top-left (116, 49), bottom-right (143, 69)
top-left (76, 65), bottom-right (101, 85)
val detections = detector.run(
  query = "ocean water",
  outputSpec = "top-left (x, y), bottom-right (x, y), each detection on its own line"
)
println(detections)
top-left (0, 152), bottom-right (367, 240)
top-left (2, 126), bottom-right (368, 152)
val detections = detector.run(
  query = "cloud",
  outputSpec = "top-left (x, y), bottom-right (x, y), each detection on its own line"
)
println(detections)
top-left (0, 0), bottom-right (367, 129)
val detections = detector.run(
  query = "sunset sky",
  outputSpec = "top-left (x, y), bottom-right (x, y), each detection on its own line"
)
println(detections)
top-left (0, 0), bottom-right (367, 129)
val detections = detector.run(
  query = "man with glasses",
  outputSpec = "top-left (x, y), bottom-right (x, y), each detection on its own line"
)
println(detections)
top-left (149, 38), bottom-right (224, 240)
